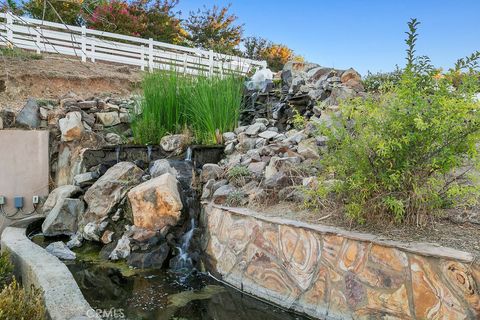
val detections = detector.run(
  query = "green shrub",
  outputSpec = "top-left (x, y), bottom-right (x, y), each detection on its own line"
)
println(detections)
top-left (0, 279), bottom-right (46, 320)
top-left (227, 165), bottom-right (251, 186)
top-left (0, 47), bottom-right (42, 60)
top-left (0, 252), bottom-right (46, 320)
top-left (362, 67), bottom-right (402, 93)
top-left (315, 19), bottom-right (480, 224)
top-left (0, 252), bottom-right (13, 288)
top-left (132, 70), bottom-right (243, 145)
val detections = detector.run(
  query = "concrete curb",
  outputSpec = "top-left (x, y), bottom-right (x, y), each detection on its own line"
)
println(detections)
top-left (1, 227), bottom-right (100, 320)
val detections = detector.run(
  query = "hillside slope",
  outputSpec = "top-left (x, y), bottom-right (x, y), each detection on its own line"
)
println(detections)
top-left (0, 53), bottom-right (142, 110)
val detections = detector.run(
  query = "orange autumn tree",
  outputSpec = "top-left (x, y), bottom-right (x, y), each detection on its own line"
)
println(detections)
top-left (261, 43), bottom-right (295, 71)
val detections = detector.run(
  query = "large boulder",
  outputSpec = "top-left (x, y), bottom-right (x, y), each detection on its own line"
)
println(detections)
top-left (83, 162), bottom-right (144, 221)
top-left (109, 234), bottom-right (131, 260)
top-left (46, 241), bottom-right (76, 260)
top-left (59, 111), bottom-right (85, 142)
top-left (127, 242), bottom-right (169, 269)
top-left (212, 184), bottom-right (237, 205)
top-left (160, 134), bottom-right (189, 152)
top-left (95, 112), bottom-right (120, 127)
top-left (297, 138), bottom-right (320, 160)
top-left (149, 159), bottom-right (178, 178)
top-left (16, 99), bottom-right (40, 128)
top-left (200, 164), bottom-right (223, 183)
top-left (42, 198), bottom-right (85, 236)
top-left (127, 173), bottom-right (183, 231)
top-left (42, 185), bottom-right (82, 215)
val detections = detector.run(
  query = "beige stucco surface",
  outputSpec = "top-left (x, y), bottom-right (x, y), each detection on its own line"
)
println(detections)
top-left (0, 130), bottom-right (49, 232)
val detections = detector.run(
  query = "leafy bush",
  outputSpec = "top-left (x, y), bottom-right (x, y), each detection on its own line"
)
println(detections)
top-left (133, 71), bottom-right (243, 145)
top-left (0, 252), bottom-right (13, 288)
top-left (0, 279), bottom-right (46, 320)
top-left (227, 165), bottom-right (250, 186)
top-left (315, 19), bottom-right (480, 224)
top-left (242, 36), bottom-right (297, 71)
top-left (0, 47), bottom-right (42, 60)
top-left (362, 67), bottom-right (403, 93)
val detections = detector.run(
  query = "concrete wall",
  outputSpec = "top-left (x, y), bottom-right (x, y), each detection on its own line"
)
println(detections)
top-left (1, 227), bottom-right (100, 320)
top-left (0, 130), bottom-right (49, 232)
top-left (201, 204), bottom-right (480, 320)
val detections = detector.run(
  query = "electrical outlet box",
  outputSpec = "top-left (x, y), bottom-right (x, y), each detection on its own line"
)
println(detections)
top-left (32, 196), bottom-right (39, 204)
top-left (0, 196), bottom-right (5, 205)
top-left (14, 197), bottom-right (23, 209)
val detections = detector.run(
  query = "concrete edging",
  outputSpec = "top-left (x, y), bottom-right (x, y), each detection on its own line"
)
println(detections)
top-left (0, 227), bottom-right (100, 320)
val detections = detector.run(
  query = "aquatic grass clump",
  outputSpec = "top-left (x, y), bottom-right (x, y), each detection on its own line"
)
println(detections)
top-left (132, 70), bottom-right (244, 145)
top-left (184, 73), bottom-right (244, 145)
top-left (132, 70), bottom-right (188, 145)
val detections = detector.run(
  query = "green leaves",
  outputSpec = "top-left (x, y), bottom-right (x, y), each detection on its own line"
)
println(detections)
top-left (314, 19), bottom-right (480, 224)
top-left (405, 18), bottom-right (420, 72)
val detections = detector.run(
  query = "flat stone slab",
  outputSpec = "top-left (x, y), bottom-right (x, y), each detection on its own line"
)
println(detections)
top-left (1, 227), bottom-right (100, 320)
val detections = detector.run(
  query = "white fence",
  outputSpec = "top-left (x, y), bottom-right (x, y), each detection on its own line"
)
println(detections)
top-left (0, 12), bottom-right (266, 75)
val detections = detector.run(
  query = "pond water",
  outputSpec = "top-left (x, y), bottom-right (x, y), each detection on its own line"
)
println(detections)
top-left (31, 235), bottom-right (311, 320)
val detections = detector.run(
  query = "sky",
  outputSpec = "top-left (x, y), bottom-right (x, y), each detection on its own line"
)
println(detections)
top-left (175, 0), bottom-right (480, 75)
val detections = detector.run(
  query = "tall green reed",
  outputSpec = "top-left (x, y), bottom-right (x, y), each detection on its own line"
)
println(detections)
top-left (184, 73), bottom-right (244, 144)
top-left (132, 70), bottom-right (244, 145)
top-left (132, 71), bottom-right (187, 144)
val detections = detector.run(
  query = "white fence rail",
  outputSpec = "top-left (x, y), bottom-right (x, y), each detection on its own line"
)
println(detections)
top-left (0, 12), bottom-right (266, 75)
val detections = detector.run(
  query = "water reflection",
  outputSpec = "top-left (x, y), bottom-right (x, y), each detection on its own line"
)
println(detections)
top-left (67, 262), bottom-right (310, 320)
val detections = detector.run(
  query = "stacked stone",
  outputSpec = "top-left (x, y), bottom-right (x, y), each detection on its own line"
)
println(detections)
top-left (241, 61), bottom-right (364, 131)
top-left (202, 114), bottom-right (333, 207)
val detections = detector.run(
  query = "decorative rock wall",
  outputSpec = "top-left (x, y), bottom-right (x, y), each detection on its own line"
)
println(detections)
top-left (201, 204), bottom-right (480, 319)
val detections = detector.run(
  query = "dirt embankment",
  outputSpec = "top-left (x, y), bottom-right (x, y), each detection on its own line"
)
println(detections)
top-left (0, 54), bottom-right (142, 110)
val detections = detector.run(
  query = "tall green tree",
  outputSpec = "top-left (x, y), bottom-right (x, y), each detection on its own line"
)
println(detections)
top-left (23, 0), bottom-right (97, 26)
top-left (184, 4), bottom-right (243, 54)
top-left (142, 0), bottom-right (187, 45)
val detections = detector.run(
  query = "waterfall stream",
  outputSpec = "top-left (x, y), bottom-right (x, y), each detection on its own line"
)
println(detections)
top-left (146, 145), bottom-right (152, 162)
top-left (115, 145), bottom-right (121, 163)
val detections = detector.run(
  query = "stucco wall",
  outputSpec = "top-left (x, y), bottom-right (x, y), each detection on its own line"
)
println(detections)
top-left (201, 204), bottom-right (480, 319)
top-left (0, 130), bottom-right (49, 232)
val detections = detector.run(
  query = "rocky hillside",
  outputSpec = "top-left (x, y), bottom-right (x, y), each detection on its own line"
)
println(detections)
top-left (0, 54), bottom-right (141, 111)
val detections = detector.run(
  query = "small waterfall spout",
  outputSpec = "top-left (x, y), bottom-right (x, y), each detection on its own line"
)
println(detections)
top-left (146, 145), bottom-right (153, 162)
top-left (115, 145), bottom-right (121, 163)
top-left (175, 218), bottom-right (195, 270)
top-left (185, 147), bottom-right (192, 162)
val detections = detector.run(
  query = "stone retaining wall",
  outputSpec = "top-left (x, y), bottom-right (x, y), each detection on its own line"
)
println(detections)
top-left (201, 204), bottom-right (480, 319)
top-left (1, 227), bottom-right (100, 320)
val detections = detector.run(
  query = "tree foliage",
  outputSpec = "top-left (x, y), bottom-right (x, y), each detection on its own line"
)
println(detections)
top-left (313, 18), bottom-right (480, 224)
top-left (184, 4), bottom-right (243, 54)
top-left (23, 0), bottom-right (96, 25)
top-left (243, 36), bottom-right (295, 71)
top-left (85, 0), bottom-right (146, 36)
top-left (142, 0), bottom-right (187, 45)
